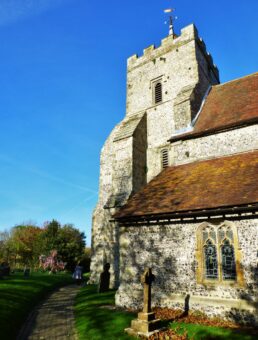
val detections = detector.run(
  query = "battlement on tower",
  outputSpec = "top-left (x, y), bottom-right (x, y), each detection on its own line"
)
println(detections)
top-left (127, 24), bottom-right (219, 81)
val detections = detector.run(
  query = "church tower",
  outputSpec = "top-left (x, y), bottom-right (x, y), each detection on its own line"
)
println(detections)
top-left (90, 23), bottom-right (219, 287)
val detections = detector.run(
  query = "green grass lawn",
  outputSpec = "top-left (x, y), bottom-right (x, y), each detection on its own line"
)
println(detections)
top-left (75, 285), bottom-right (137, 340)
top-left (0, 271), bottom-right (73, 340)
top-left (75, 286), bottom-right (257, 340)
top-left (169, 321), bottom-right (257, 340)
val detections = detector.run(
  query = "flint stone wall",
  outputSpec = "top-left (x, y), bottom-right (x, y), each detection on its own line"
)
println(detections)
top-left (173, 125), bottom-right (258, 166)
top-left (115, 219), bottom-right (258, 325)
top-left (146, 124), bottom-right (258, 182)
top-left (90, 120), bottom-right (121, 286)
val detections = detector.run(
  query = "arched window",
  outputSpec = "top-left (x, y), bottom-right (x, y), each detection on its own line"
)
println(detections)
top-left (154, 82), bottom-right (162, 104)
top-left (161, 149), bottom-right (169, 169)
top-left (221, 239), bottom-right (236, 280)
top-left (204, 239), bottom-right (218, 279)
top-left (196, 222), bottom-right (243, 285)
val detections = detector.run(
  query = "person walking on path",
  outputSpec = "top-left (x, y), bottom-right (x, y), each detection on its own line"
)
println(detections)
top-left (73, 262), bottom-right (83, 285)
top-left (18, 284), bottom-right (79, 340)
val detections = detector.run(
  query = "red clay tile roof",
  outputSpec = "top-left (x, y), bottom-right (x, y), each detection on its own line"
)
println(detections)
top-left (114, 151), bottom-right (258, 220)
top-left (170, 72), bottom-right (258, 142)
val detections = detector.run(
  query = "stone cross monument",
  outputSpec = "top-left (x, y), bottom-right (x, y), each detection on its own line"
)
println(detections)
top-left (141, 268), bottom-right (155, 313)
top-left (125, 268), bottom-right (162, 338)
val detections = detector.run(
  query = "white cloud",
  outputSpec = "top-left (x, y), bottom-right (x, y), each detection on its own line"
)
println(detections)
top-left (0, 0), bottom-right (69, 26)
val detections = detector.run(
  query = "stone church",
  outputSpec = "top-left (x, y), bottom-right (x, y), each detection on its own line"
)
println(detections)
top-left (90, 23), bottom-right (258, 324)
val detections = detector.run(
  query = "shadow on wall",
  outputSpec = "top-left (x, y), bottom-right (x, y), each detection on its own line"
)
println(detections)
top-left (119, 231), bottom-right (178, 306)
top-left (225, 263), bottom-right (258, 325)
top-left (118, 230), bottom-right (257, 326)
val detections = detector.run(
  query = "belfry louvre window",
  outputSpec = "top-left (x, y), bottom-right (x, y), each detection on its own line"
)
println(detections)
top-left (154, 82), bottom-right (162, 104)
top-left (196, 222), bottom-right (242, 285)
top-left (161, 149), bottom-right (169, 169)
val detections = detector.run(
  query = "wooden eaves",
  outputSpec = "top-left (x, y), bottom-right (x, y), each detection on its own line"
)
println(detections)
top-left (113, 203), bottom-right (258, 226)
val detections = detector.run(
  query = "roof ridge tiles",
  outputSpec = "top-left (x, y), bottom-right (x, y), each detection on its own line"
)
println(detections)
top-left (214, 71), bottom-right (258, 88)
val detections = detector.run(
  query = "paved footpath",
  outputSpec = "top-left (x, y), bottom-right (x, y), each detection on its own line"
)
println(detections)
top-left (18, 285), bottom-right (79, 340)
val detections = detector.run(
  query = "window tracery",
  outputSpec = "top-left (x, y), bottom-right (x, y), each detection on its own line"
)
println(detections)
top-left (196, 222), bottom-right (243, 285)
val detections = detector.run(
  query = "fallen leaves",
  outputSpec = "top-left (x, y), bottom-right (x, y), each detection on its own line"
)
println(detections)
top-left (153, 307), bottom-right (239, 328)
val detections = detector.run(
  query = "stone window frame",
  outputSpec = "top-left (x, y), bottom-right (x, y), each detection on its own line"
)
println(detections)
top-left (196, 221), bottom-right (244, 287)
top-left (151, 77), bottom-right (163, 105)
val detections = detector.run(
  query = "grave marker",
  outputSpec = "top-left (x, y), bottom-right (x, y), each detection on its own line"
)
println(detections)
top-left (125, 268), bottom-right (163, 338)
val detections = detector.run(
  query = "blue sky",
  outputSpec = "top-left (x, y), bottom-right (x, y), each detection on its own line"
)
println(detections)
top-left (0, 0), bottom-right (257, 244)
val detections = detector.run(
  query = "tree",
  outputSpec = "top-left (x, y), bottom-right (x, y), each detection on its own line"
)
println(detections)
top-left (8, 225), bottom-right (42, 267)
top-left (80, 247), bottom-right (91, 272)
top-left (1, 220), bottom-right (86, 271)
top-left (56, 224), bottom-right (86, 270)
top-left (38, 220), bottom-right (86, 270)
top-left (38, 220), bottom-right (61, 254)
top-left (39, 250), bottom-right (65, 273)
top-left (0, 230), bottom-right (11, 263)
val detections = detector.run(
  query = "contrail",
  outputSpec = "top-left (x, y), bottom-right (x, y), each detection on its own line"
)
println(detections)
top-left (60, 193), bottom-right (97, 218)
top-left (0, 153), bottom-right (97, 194)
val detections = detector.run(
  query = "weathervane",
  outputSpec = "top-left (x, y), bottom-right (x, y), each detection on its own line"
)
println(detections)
top-left (164, 7), bottom-right (177, 36)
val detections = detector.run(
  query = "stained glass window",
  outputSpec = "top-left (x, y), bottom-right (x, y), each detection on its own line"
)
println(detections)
top-left (204, 240), bottom-right (218, 279)
top-left (199, 224), bottom-right (239, 283)
top-left (221, 240), bottom-right (236, 280)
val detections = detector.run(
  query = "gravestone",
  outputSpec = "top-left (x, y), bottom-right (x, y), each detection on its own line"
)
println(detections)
top-left (24, 268), bottom-right (30, 278)
top-left (125, 268), bottom-right (162, 338)
top-left (99, 263), bottom-right (110, 293)
top-left (0, 262), bottom-right (10, 277)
